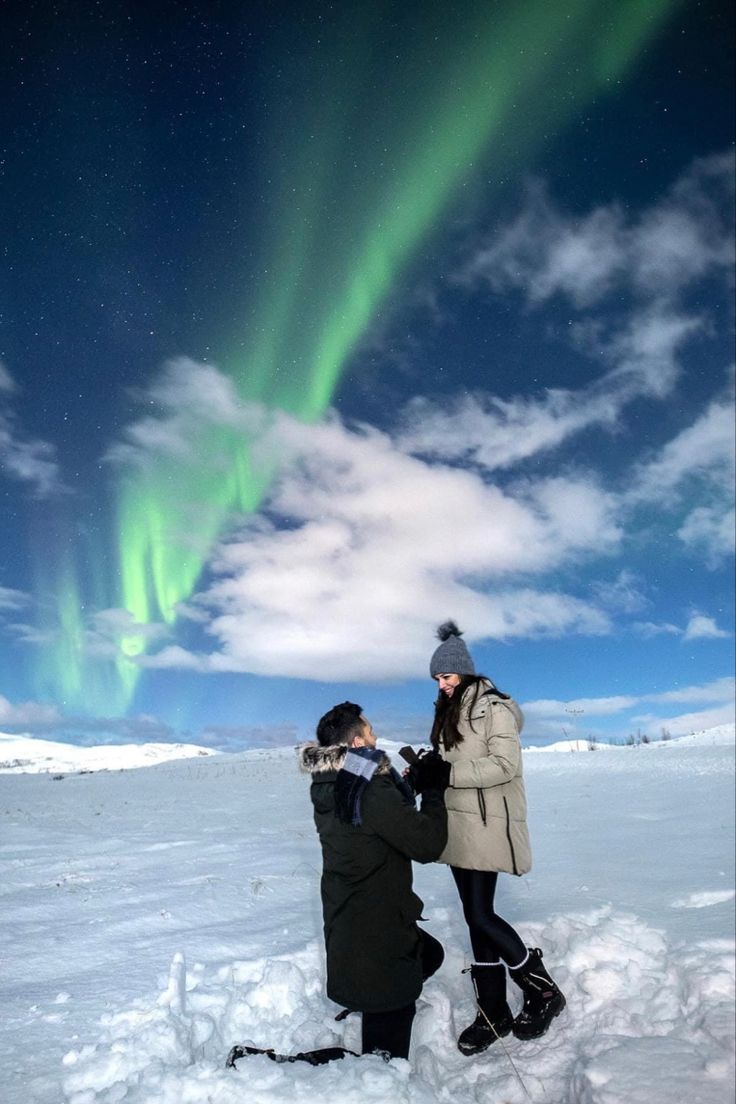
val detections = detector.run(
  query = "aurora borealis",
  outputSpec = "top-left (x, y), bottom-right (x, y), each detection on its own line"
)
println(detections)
top-left (110, 0), bottom-right (679, 700)
top-left (2, 0), bottom-right (734, 746)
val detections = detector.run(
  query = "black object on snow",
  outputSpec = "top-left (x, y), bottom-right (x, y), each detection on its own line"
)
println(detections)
top-left (226, 1043), bottom-right (357, 1068)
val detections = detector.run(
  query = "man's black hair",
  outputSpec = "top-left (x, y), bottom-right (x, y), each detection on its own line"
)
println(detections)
top-left (316, 701), bottom-right (365, 747)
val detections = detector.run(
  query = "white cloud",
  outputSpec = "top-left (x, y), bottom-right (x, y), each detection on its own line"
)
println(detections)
top-left (0, 696), bottom-right (60, 727)
top-left (683, 614), bottom-right (730, 641)
top-left (0, 418), bottom-right (62, 498)
top-left (108, 348), bottom-right (729, 682)
top-left (84, 609), bottom-right (169, 659)
top-left (462, 181), bottom-right (628, 307)
top-left (602, 306), bottom-right (703, 400)
top-left (631, 151), bottom-right (736, 295)
top-left (0, 586), bottom-right (30, 613)
top-left (6, 623), bottom-right (58, 646)
top-left (625, 383), bottom-right (735, 565)
top-left (632, 621), bottom-right (681, 638)
top-left (463, 150), bottom-right (734, 306)
top-left (632, 615), bottom-right (732, 641)
top-left (524, 695), bottom-right (639, 718)
top-left (0, 362), bottom-right (17, 393)
top-left (0, 710), bottom-right (177, 742)
top-left (135, 644), bottom-right (204, 671)
top-left (0, 365), bottom-right (63, 498)
top-left (399, 341), bottom-right (731, 583)
top-left (3, 606), bottom-right (170, 659)
top-left (417, 153), bottom-right (732, 477)
top-left (632, 703), bottom-right (735, 736)
top-left (401, 386), bottom-right (620, 472)
top-left (677, 506), bottom-right (736, 564)
top-left (400, 304), bottom-right (705, 471)
top-left (647, 677), bottom-right (735, 704)
top-left (106, 357), bottom-right (274, 469)
top-left (522, 677), bottom-right (736, 737)
top-left (174, 601), bottom-right (213, 624)
top-left (127, 404), bottom-right (614, 680)
top-left (591, 571), bottom-right (650, 615)
top-left (140, 586), bottom-right (607, 682)
top-left (631, 392), bottom-right (735, 503)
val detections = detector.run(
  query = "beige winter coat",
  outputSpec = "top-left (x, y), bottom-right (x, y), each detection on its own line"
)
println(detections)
top-left (438, 680), bottom-right (532, 875)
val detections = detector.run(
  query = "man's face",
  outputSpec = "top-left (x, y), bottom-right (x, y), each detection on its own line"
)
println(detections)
top-left (435, 673), bottom-right (461, 697)
top-left (352, 716), bottom-right (377, 749)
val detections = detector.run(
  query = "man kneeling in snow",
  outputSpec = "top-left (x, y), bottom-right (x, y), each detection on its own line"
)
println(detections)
top-left (299, 700), bottom-right (449, 1060)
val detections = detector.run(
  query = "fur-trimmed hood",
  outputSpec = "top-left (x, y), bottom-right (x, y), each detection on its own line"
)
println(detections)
top-left (297, 742), bottom-right (393, 776)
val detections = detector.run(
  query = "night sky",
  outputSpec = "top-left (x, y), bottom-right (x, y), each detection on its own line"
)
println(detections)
top-left (1, 0), bottom-right (734, 749)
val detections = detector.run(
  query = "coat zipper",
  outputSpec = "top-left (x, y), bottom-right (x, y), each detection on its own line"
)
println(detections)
top-left (503, 795), bottom-right (519, 875)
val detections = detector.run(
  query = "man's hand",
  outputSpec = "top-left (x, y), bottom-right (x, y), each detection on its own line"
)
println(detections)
top-left (412, 751), bottom-right (451, 796)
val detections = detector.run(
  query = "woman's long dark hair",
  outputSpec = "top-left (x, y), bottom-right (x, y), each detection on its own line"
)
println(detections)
top-left (430, 674), bottom-right (509, 751)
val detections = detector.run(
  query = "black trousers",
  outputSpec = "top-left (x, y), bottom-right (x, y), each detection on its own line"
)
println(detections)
top-left (451, 867), bottom-right (527, 966)
top-left (361, 929), bottom-right (444, 1059)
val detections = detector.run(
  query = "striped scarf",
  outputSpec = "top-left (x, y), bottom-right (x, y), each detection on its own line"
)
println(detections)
top-left (334, 746), bottom-right (413, 826)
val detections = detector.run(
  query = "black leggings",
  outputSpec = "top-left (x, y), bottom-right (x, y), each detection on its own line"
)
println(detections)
top-left (361, 929), bottom-right (444, 1059)
top-left (451, 867), bottom-right (526, 967)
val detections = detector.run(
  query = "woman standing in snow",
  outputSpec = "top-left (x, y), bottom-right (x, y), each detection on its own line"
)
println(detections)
top-left (426, 621), bottom-right (565, 1056)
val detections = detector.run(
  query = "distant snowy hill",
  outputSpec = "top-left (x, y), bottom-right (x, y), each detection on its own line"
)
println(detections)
top-left (2, 722), bottom-right (733, 775)
top-left (525, 723), bottom-right (736, 753)
top-left (0, 733), bottom-right (219, 773)
top-left (651, 722), bottom-right (735, 748)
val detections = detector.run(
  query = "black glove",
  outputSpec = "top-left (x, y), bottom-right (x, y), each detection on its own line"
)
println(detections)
top-left (412, 752), bottom-right (451, 796)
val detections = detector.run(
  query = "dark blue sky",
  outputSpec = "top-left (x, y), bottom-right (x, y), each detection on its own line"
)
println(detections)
top-left (1, 0), bottom-right (734, 748)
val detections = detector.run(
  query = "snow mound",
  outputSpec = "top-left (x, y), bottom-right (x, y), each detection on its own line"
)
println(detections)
top-left (655, 723), bottom-right (735, 748)
top-left (59, 909), bottom-right (735, 1104)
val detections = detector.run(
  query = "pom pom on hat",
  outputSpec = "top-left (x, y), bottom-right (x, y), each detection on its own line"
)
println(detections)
top-left (436, 620), bottom-right (462, 642)
top-left (429, 620), bottom-right (475, 677)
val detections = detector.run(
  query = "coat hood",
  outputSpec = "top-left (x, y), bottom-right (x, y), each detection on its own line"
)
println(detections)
top-left (297, 742), bottom-right (394, 776)
top-left (461, 680), bottom-right (525, 735)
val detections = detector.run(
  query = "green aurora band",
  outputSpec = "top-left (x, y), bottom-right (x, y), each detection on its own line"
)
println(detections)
top-left (42, 0), bottom-right (681, 715)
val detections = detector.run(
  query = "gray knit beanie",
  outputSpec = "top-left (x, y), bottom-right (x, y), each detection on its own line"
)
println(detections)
top-left (429, 621), bottom-right (476, 677)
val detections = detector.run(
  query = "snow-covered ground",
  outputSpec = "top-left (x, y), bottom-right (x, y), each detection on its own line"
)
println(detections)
top-left (1, 727), bottom-right (733, 1104)
top-left (0, 733), bottom-right (218, 774)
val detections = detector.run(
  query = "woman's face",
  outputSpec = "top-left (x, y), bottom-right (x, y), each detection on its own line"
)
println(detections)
top-left (434, 673), bottom-right (461, 697)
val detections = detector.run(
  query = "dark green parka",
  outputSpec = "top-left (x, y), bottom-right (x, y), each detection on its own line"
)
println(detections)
top-left (299, 743), bottom-right (448, 1013)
